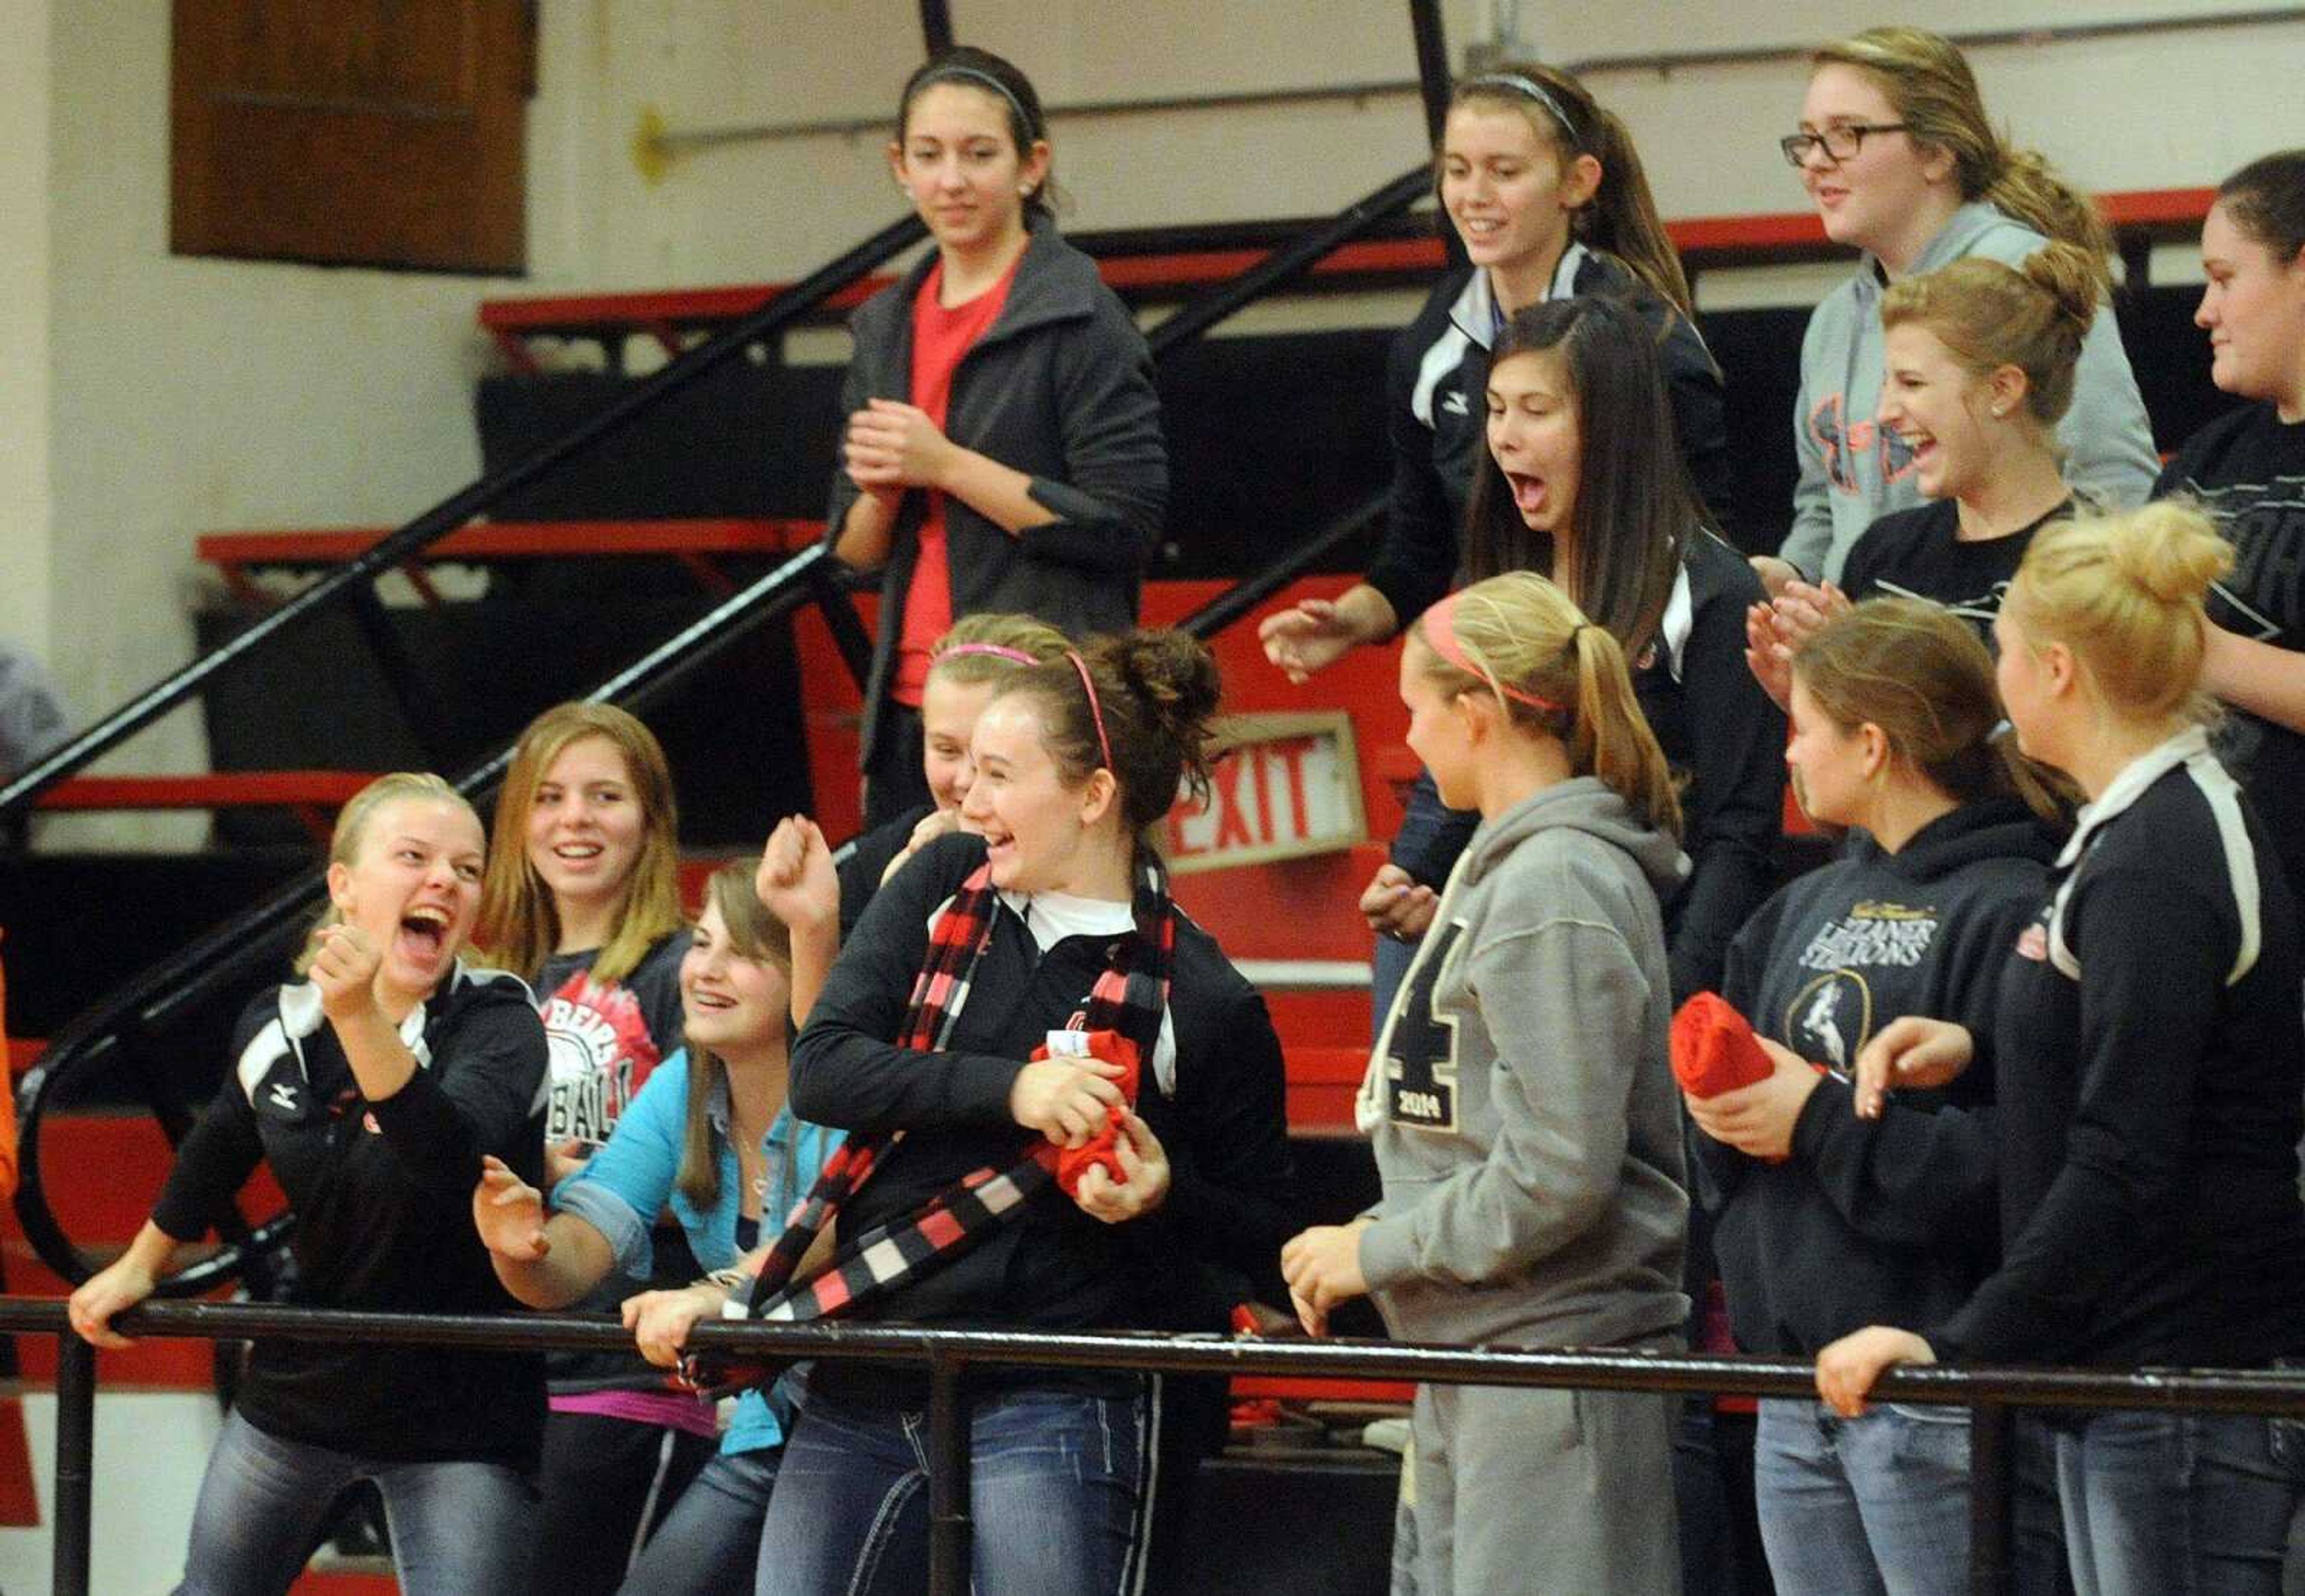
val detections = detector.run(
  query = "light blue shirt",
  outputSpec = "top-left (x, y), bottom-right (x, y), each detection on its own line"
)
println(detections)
top-left (555, 1050), bottom-right (842, 1454)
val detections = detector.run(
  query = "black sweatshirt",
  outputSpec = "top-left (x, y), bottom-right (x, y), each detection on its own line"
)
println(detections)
top-left (1838, 496), bottom-right (2070, 642)
top-left (1699, 798), bottom-right (2058, 1355)
top-left (151, 965), bottom-right (549, 1468)
top-left (792, 833), bottom-right (1295, 1341)
top-left (2156, 403), bottom-right (2305, 919)
top-left (1934, 732), bottom-right (2305, 1367)
top-left (833, 801), bottom-right (935, 942)
top-left (1362, 250), bottom-right (1735, 633)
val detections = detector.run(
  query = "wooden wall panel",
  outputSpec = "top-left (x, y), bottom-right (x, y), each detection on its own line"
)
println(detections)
top-left (171, 0), bottom-right (532, 273)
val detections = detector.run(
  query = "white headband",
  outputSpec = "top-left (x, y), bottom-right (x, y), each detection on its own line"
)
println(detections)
top-left (914, 64), bottom-right (1038, 142)
top-left (1465, 72), bottom-right (1579, 143)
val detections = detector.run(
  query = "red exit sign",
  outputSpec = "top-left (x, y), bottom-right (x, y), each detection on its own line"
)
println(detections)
top-left (1165, 711), bottom-right (1367, 875)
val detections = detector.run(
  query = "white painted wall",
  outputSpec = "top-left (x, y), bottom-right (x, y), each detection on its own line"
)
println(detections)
top-left (22, 0), bottom-right (2302, 850)
top-left (0, 0), bottom-right (55, 658)
top-left (547, 0), bottom-right (2301, 291)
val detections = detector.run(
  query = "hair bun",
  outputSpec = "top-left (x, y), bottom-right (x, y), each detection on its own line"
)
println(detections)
top-left (2106, 501), bottom-right (2234, 605)
top-left (1093, 630), bottom-right (1221, 742)
top-left (2022, 240), bottom-right (2103, 335)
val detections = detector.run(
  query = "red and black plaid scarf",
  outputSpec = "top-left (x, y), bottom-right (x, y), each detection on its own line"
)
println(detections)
top-left (734, 851), bottom-right (1175, 1331)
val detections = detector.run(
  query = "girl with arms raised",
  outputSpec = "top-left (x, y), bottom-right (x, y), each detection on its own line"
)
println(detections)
top-left (70, 774), bottom-right (549, 1595)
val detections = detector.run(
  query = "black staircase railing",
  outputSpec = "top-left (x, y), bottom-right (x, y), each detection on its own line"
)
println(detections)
top-left (11, 543), bottom-right (843, 1292)
top-left (10, 18), bottom-right (1454, 1287)
top-left (0, 211), bottom-right (928, 829)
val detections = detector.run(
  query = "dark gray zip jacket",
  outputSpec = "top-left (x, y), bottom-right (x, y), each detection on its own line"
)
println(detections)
top-left (830, 214), bottom-right (1168, 769)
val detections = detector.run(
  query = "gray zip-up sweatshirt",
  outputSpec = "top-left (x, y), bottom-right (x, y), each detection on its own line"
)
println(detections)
top-left (1780, 201), bottom-right (2158, 583)
top-left (1355, 777), bottom-right (1692, 1349)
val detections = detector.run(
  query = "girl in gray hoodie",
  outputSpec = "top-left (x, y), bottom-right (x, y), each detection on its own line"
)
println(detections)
top-left (1283, 571), bottom-right (1692, 1596)
top-left (1767, 26), bottom-right (2156, 589)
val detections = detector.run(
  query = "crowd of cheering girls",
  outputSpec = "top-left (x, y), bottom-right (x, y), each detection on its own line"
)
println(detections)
top-left (58, 25), bottom-right (2305, 1596)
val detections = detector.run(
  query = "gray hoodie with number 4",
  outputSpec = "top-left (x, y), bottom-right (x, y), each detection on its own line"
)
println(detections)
top-left (1355, 776), bottom-right (1693, 1350)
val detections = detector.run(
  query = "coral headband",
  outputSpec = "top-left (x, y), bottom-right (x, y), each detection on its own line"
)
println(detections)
top-left (1421, 592), bottom-right (1565, 713)
top-left (937, 642), bottom-right (1036, 666)
top-left (1067, 651), bottom-right (1115, 771)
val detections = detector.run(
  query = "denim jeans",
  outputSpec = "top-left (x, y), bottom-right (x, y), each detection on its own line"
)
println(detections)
top-left (2043, 1408), bottom-right (2303, 1596)
top-left (618, 1447), bottom-right (780, 1596)
top-left (753, 1376), bottom-right (1152, 1596)
top-left (1755, 1397), bottom-right (1971, 1596)
top-left (175, 1409), bottom-right (535, 1596)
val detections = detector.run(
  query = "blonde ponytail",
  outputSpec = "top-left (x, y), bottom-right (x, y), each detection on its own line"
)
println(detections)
top-left (1417, 572), bottom-right (1682, 836)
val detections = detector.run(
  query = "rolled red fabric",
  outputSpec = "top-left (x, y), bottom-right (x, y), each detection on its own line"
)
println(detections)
top-left (1033, 1028), bottom-right (1140, 1196)
top-left (1671, 992), bottom-right (1776, 1100)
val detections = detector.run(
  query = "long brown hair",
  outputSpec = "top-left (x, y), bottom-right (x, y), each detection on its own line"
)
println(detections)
top-left (676, 862), bottom-right (795, 1211)
top-left (1462, 295), bottom-right (1696, 660)
top-left (1793, 598), bottom-right (2064, 823)
top-left (1446, 62), bottom-right (1694, 320)
top-left (472, 703), bottom-right (682, 985)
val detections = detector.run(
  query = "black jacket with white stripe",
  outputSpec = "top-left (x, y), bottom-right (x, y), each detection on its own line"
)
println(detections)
top-left (1361, 248), bottom-right (1734, 634)
top-left (151, 963), bottom-right (549, 1468)
top-left (1933, 729), bottom-right (2305, 1367)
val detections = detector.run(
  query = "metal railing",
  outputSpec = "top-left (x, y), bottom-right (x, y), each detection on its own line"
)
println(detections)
top-left (6, 1296), bottom-right (2304, 1596)
top-left (10, 163), bottom-right (1440, 1298)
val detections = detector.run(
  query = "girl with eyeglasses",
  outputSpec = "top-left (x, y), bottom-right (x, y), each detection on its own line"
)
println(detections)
top-left (1762, 26), bottom-right (2156, 594)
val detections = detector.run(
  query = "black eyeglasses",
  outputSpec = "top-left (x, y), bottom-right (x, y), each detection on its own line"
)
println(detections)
top-left (1779, 123), bottom-right (1910, 166)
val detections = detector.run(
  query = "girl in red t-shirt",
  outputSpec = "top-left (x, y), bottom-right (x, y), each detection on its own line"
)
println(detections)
top-left (830, 47), bottom-right (1168, 828)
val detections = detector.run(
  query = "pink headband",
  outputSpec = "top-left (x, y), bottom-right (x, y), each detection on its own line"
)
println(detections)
top-left (1421, 592), bottom-right (1566, 713)
top-left (935, 642), bottom-right (1037, 666)
top-left (1065, 650), bottom-right (1115, 771)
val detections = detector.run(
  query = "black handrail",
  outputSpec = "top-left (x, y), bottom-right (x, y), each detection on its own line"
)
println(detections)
top-left (9, 1296), bottom-right (2305, 1596)
top-left (1179, 492), bottom-right (1387, 642)
top-left (0, 213), bottom-right (927, 830)
top-left (14, 145), bottom-right (1443, 1293)
top-left (11, 545), bottom-right (839, 1292)
top-left (1145, 164), bottom-right (1432, 356)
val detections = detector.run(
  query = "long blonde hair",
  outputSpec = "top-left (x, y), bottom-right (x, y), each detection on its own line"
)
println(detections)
top-left (1414, 571), bottom-right (1681, 837)
top-left (676, 862), bottom-right (794, 1211)
top-left (2007, 501), bottom-right (2234, 723)
top-left (298, 772), bottom-right (477, 975)
top-left (472, 703), bottom-right (683, 984)
top-left (1813, 26), bottom-right (2114, 292)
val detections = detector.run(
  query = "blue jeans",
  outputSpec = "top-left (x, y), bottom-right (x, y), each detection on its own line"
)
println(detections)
top-left (2043, 1409), bottom-right (2303, 1596)
top-left (1755, 1397), bottom-right (1971, 1596)
top-left (618, 1447), bottom-right (780, 1596)
top-left (175, 1409), bottom-right (535, 1596)
top-left (753, 1377), bottom-right (1152, 1596)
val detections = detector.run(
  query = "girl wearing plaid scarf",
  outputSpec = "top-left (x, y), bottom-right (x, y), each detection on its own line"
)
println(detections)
top-left (719, 629), bottom-right (1294, 1596)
